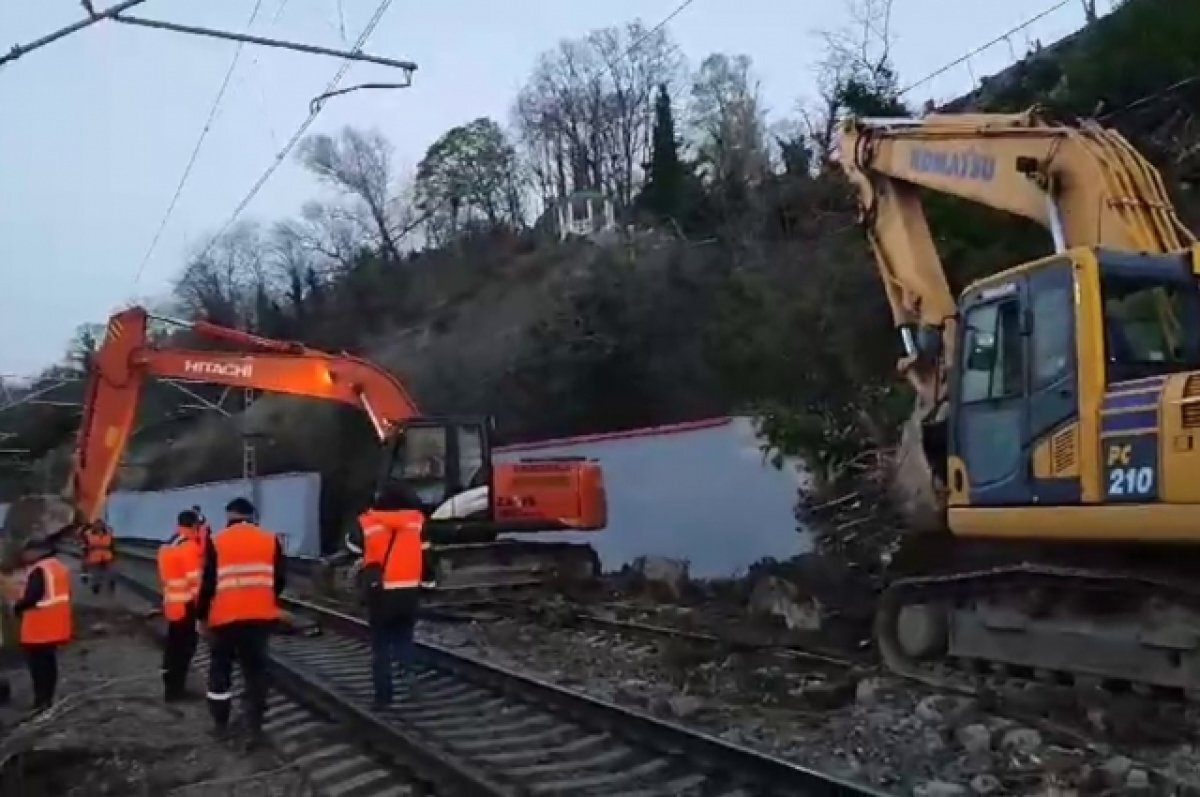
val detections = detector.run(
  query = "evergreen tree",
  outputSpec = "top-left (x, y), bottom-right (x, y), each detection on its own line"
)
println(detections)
top-left (641, 83), bottom-right (684, 221)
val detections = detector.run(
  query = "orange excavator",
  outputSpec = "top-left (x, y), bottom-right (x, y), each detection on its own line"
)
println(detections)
top-left (48, 305), bottom-right (606, 590)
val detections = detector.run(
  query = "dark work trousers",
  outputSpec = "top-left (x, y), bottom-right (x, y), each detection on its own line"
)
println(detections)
top-left (162, 611), bottom-right (199, 700)
top-left (88, 561), bottom-right (116, 595)
top-left (23, 643), bottom-right (58, 710)
top-left (206, 622), bottom-right (270, 733)
top-left (369, 609), bottom-right (417, 707)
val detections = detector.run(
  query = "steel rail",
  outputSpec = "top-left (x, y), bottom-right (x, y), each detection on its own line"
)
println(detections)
top-left (109, 550), bottom-right (892, 795)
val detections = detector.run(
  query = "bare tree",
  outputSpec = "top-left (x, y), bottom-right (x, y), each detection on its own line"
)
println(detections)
top-left (276, 203), bottom-right (363, 274)
top-left (514, 21), bottom-right (682, 213)
top-left (65, 323), bottom-right (104, 374)
top-left (173, 221), bottom-right (265, 327)
top-left (267, 222), bottom-right (319, 318)
top-left (298, 127), bottom-right (403, 266)
top-left (690, 53), bottom-right (770, 188)
top-left (801, 0), bottom-right (901, 166)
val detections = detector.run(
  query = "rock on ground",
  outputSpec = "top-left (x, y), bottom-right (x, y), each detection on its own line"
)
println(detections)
top-left (418, 598), bottom-right (1200, 795)
top-left (747, 575), bottom-right (823, 632)
top-left (0, 595), bottom-right (310, 795)
top-left (629, 556), bottom-right (690, 600)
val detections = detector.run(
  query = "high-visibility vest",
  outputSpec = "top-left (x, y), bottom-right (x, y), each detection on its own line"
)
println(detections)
top-left (358, 509), bottom-right (428, 590)
top-left (158, 534), bottom-right (201, 622)
top-left (175, 526), bottom-right (203, 593)
top-left (207, 522), bottom-right (279, 627)
top-left (84, 530), bottom-right (114, 565)
top-left (20, 557), bottom-right (72, 645)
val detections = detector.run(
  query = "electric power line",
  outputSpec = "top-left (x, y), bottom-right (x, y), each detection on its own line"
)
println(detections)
top-left (626, 0), bottom-right (700, 57)
top-left (131, 0), bottom-right (268, 288)
top-left (195, 0), bottom-right (397, 262)
top-left (899, 0), bottom-right (1072, 96)
top-left (1099, 73), bottom-right (1200, 123)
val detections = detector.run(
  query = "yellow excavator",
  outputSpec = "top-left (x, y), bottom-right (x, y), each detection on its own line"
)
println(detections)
top-left (837, 107), bottom-right (1200, 695)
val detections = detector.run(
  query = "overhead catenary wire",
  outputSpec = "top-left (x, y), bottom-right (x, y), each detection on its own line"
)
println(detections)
top-left (898, 0), bottom-right (1072, 96)
top-left (131, 0), bottom-right (268, 288)
top-left (195, 0), bottom-right (399, 263)
top-left (626, 0), bottom-right (700, 57)
top-left (1098, 73), bottom-right (1200, 123)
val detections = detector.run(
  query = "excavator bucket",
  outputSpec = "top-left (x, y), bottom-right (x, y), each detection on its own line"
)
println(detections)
top-left (888, 404), bottom-right (950, 536)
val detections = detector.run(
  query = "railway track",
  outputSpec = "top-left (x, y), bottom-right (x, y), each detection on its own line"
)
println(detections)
top-left (116, 538), bottom-right (858, 670)
top-left (64, 554), bottom-right (427, 797)
top-left (107, 545), bottom-right (891, 796)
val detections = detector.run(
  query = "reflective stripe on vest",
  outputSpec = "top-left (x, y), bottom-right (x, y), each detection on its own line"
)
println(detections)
top-left (158, 538), bottom-right (200, 622)
top-left (207, 523), bottom-right (279, 627)
top-left (358, 509), bottom-right (425, 592)
top-left (175, 528), bottom-right (202, 594)
top-left (21, 558), bottom-right (72, 644)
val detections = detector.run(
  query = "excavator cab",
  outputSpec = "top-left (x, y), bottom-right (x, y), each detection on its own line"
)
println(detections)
top-left (374, 415), bottom-right (608, 541)
top-left (375, 416), bottom-right (494, 525)
top-left (370, 417), bottom-right (605, 589)
top-left (946, 245), bottom-right (1200, 538)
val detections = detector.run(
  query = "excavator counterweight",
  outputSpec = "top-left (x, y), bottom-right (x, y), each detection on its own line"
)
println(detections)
top-left (837, 107), bottom-right (1200, 696)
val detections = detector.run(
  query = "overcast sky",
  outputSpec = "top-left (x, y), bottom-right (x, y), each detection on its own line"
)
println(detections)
top-left (0, 0), bottom-right (1101, 378)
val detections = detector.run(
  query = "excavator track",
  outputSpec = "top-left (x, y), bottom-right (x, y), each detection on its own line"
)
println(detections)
top-left (876, 559), bottom-right (1200, 700)
top-left (428, 539), bottom-right (600, 591)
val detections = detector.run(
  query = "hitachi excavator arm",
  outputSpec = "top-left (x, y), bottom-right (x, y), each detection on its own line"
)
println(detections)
top-left (838, 107), bottom-right (1196, 407)
top-left (72, 306), bottom-right (422, 523)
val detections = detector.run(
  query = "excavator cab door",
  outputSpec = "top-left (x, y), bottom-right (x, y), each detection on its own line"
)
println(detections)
top-left (376, 417), bottom-right (495, 517)
top-left (951, 257), bottom-right (1081, 506)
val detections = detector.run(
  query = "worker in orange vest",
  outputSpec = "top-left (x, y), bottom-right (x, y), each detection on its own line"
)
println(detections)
top-left (83, 520), bottom-right (116, 596)
top-left (352, 484), bottom-right (431, 709)
top-left (195, 497), bottom-right (285, 746)
top-left (13, 537), bottom-right (72, 711)
top-left (158, 510), bottom-right (203, 702)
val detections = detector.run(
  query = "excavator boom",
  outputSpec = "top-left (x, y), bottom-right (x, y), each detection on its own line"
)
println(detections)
top-left (839, 107), bottom-right (1195, 405)
top-left (54, 306), bottom-right (605, 590)
top-left (74, 307), bottom-right (420, 522)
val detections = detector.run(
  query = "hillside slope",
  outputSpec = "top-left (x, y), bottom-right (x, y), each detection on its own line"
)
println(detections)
top-left (6, 0), bottom-right (1200, 550)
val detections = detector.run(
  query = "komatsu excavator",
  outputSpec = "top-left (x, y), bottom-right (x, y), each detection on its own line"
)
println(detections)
top-left (837, 107), bottom-right (1200, 695)
top-left (20, 306), bottom-right (606, 591)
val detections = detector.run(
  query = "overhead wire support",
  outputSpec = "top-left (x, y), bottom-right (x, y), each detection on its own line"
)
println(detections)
top-left (108, 13), bottom-right (416, 73)
top-left (309, 80), bottom-right (411, 114)
top-left (0, 0), bottom-right (149, 68)
top-left (199, 0), bottom-right (400, 257)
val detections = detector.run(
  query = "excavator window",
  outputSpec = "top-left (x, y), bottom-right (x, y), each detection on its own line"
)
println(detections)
top-left (1099, 267), bottom-right (1200, 382)
top-left (392, 424), bottom-right (451, 508)
top-left (1031, 282), bottom-right (1074, 389)
top-left (376, 418), bottom-right (495, 516)
top-left (960, 300), bottom-right (1024, 403)
top-left (456, 424), bottom-right (487, 488)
